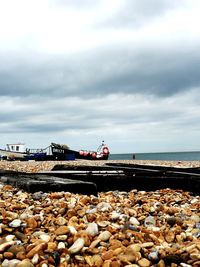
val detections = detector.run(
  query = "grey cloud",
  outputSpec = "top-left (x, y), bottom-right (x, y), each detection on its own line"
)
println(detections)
top-left (75, 47), bottom-right (200, 97)
top-left (1, 45), bottom-right (200, 99)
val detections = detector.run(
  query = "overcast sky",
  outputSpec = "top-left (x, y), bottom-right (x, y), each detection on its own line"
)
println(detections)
top-left (0, 0), bottom-right (200, 153)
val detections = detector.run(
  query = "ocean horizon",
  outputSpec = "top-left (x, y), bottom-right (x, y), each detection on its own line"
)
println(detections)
top-left (109, 151), bottom-right (200, 161)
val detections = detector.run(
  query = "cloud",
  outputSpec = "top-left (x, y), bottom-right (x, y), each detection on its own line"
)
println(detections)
top-left (0, 0), bottom-right (200, 152)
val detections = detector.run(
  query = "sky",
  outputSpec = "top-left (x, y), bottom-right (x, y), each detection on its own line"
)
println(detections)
top-left (0, 0), bottom-right (200, 153)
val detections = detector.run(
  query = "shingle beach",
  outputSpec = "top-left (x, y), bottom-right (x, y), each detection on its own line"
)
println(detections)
top-left (0, 160), bottom-right (199, 267)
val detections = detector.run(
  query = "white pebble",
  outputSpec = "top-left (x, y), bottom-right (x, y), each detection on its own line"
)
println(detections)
top-left (129, 217), bottom-right (140, 226)
top-left (98, 231), bottom-right (111, 241)
top-left (9, 219), bottom-right (21, 228)
top-left (40, 234), bottom-right (51, 242)
top-left (32, 254), bottom-right (39, 264)
top-left (86, 222), bottom-right (99, 236)
top-left (68, 238), bottom-right (85, 254)
top-left (57, 242), bottom-right (66, 249)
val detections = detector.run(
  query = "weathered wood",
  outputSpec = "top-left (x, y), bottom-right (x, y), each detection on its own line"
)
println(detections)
top-left (1, 164), bottom-right (199, 194)
top-left (0, 174), bottom-right (97, 195)
top-left (35, 171), bottom-right (200, 194)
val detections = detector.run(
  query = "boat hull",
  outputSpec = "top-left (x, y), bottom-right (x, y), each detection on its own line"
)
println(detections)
top-left (51, 145), bottom-right (109, 161)
top-left (0, 149), bottom-right (26, 159)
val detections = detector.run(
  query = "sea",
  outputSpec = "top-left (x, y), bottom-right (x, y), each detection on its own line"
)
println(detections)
top-left (109, 151), bottom-right (200, 161)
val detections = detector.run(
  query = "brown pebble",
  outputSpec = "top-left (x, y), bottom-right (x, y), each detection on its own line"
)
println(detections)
top-left (26, 217), bottom-right (38, 229)
top-left (15, 232), bottom-right (28, 242)
top-left (118, 253), bottom-right (136, 263)
top-left (92, 254), bottom-right (103, 267)
top-left (55, 226), bottom-right (69, 235)
top-left (157, 259), bottom-right (166, 267)
top-left (110, 260), bottom-right (121, 267)
top-left (50, 192), bottom-right (64, 199)
top-left (67, 209), bottom-right (76, 218)
top-left (102, 250), bottom-right (114, 260)
top-left (3, 185), bottom-right (13, 191)
top-left (47, 242), bottom-right (57, 252)
top-left (26, 243), bottom-right (47, 258)
top-left (3, 251), bottom-right (14, 259)
top-left (16, 259), bottom-right (34, 267)
top-left (138, 258), bottom-right (151, 267)
top-left (16, 251), bottom-right (26, 260)
top-left (164, 230), bottom-right (175, 243)
top-left (109, 239), bottom-right (123, 250)
top-left (8, 245), bottom-right (25, 255)
top-left (102, 260), bottom-right (112, 267)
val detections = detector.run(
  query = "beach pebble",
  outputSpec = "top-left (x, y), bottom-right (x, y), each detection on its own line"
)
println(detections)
top-left (148, 251), bottom-right (159, 261)
top-left (55, 226), bottom-right (69, 235)
top-left (39, 234), bottom-right (51, 242)
top-left (98, 231), bottom-right (112, 241)
top-left (9, 219), bottom-right (22, 228)
top-left (129, 217), bottom-right (140, 226)
top-left (55, 216), bottom-right (67, 225)
top-left (144, 216), bottom-right (156, 228)
top-left (16, 259), bottom-right (34, 267)
top-left (2, 259), bottom-right (21, 267)
top-left (190, 215), bottom-right (200, 223)
top-left (0, 241), bottom-right (17, 253)
top-left (138, 258), bottom-right (151, 267)
top-left (97, 202), bottom-right (112, 211)
top-left (111, 211), bottom-right (121, 220)
top-left (57, 242), bottom-right (66, 249)
top-left (86, 222), bottom-right (99, 236)
top-left (68, 238), bottom-right (85, 254)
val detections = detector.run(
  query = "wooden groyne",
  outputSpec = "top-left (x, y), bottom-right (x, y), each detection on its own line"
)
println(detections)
top-left (0, 163), bottom-right (199, 194)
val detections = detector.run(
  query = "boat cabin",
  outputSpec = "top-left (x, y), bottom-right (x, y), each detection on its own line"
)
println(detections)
top-left (6, 143), bottom-right (26, 153)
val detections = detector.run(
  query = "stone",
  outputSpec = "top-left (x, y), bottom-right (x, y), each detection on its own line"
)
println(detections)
top-left (26, 243), bottom-right (47, 259)
top-left (16, 259), bottom-right (34, 267)
top-left (68, 238), bottom-right (85, 254)
top-left (98, 231), bottom-right (112, 241)
top-left (55, 226), bottom-right (69, 235)
top-left (9, 219), bottom-right (22, 228)
top-left (3, 252), bottom-right (14, 259)
top-left (137, 258), bottom-right (151, 267)
top-left (129, 217), bottom-right (140, 226)
top-left (86, 222), bottom-right (99, 236)
top-left (102, 250), bottom-right (114, 260)
top-left (26, 217), bottom-right (37, 229)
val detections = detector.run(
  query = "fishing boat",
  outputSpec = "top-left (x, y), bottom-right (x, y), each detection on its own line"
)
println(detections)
top-left (51, 141), bottom-right (110, 160)
top-left (0, 143), bottom-right (27, 160)
top-left (0, 142), bottom-right (110, 161)
top-left (0, 143), bottom-right (50, 161)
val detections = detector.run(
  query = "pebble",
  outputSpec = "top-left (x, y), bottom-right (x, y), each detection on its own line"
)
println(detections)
top-left (68, 238), bottom-right (85, 254)
top-left (55, 226), bottom-right (69, 235)
top-left (86, 222), bottom-right (99, 236)
top-left (144, 216), bottom-right (156, 228)
top-left (39, 234), bottom-right (51, 242)
top-left (138, 258), bottom-right (151, 267)
top-left (129, 217), bottom-right (140, 226)
top-left (9, 219), bottom-right (22, 228)
top-left (0, 179), bottom-right (199, 266)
